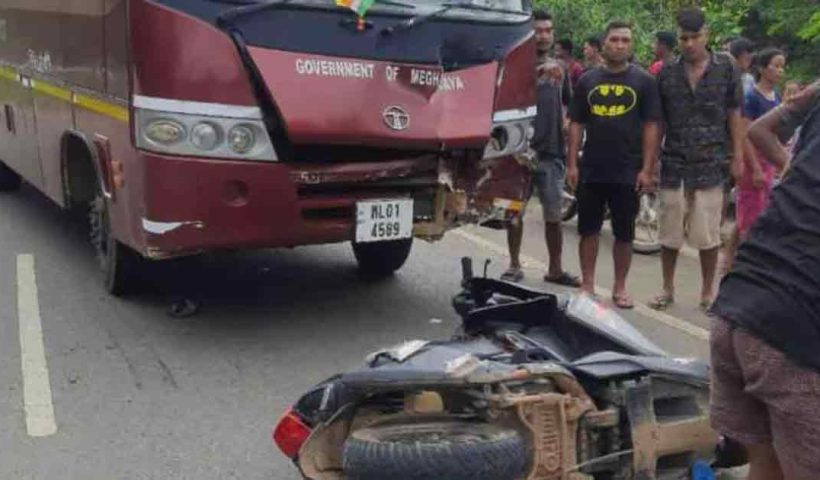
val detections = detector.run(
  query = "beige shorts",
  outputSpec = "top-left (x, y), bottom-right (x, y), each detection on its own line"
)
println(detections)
top-left (658, 186), bottom-right (723, 250)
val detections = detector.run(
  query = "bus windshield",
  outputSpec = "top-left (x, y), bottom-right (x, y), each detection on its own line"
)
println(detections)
top-left (207, 0), bottom-right (530, 22)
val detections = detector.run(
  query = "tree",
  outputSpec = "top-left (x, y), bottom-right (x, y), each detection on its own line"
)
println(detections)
top-left (536, 0), bottom-right (818, 82)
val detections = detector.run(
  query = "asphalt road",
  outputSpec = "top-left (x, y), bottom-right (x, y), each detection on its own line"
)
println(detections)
top-left (1, 185), bottom-right (714, 479)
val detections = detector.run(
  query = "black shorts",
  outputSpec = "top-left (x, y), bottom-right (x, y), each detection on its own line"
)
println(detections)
top-left (577, 182), bottom-right (639, 242)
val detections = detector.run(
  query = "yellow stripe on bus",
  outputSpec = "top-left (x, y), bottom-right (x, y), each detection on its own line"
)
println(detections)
top-left (73, 93), bottom-right (129, 123)
top-left (0, 66), bottom-right (129, 123)
top-left (0, 66), bottom-right (18, 82)
top-left (31, 80), bottom-right (73, 103)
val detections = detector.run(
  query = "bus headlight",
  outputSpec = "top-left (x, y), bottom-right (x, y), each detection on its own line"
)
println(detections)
top-left (134, 95), bottom-right (278, 161)
top-left (484, 106), bottom-right (536, 160)
top-left (190, 122), bottom-right (222, 151)
top-left (228, 125), bottom-right (256, 154)
top-left (145, 120), bottom-right (186, 146)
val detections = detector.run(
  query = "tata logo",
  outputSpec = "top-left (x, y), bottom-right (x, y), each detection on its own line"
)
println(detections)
top-left (382, 106), bottom-right (410, 131)
top-left (587, 84), bottom-right (637, 117)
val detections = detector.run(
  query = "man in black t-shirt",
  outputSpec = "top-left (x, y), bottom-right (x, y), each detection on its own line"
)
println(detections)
top-left (566, 20), bottom-right (661, 308)
top-left (710, 80), bottom-right (820, 480)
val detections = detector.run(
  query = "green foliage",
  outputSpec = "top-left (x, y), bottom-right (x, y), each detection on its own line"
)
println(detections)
top-left (701, 0), bottom-right (751, 45)
top-left (796, 9), bottom-right (820, 41)
top-left (538, 0), bottom-right (673, 63)
top-left (534, 0), bottom-right (818, 81)
top-left (749, 0), bottom-right (820, 82)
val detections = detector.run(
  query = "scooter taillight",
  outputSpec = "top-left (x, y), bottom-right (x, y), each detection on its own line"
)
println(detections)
top-left (273, 409), bottom-right (312, 459)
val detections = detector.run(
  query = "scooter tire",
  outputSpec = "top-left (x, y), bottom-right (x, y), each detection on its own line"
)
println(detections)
top-left (342, 420), bottom-right (527, 480)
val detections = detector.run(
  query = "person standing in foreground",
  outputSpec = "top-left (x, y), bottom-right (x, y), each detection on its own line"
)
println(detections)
top-left (650, 8), bottom-right (744, 312)
top-left (649, 31), bottom-right (677, 76)
top-left (501, 9), bottom-right (579, 287)
top-left (566, 20), bottom-right (661, 308)
top-left (710, 79), bottom-right (820, 480)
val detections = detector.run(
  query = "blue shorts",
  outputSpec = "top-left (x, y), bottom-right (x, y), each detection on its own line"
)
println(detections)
top-left (531, 158), bottom-right (565, 224)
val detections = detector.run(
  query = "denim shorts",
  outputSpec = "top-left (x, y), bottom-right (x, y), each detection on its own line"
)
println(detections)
top-left (531, 158), bottom-right (565, 224)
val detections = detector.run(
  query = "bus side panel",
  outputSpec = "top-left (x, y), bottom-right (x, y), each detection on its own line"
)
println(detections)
top-left (0, 73), bottom-right (23, 181)
top-left (32, 86), bottom-right (72, 206)
top-left (30, 3), bottom-right (71, 206)
top-left (38, 0), bottom-right (130, 207)
top-left (62, 1), bottom-right (106, 92)
top-left (2, 81), bottom-right (42, 188)
top-left (0, 7), bottom-right (43, 186)
top-left (74, 104), bottom-right (144, 253)
top-left (66, 1), bottom-right (142, 251)
top-left (105, 0), bottom-right (129, 99)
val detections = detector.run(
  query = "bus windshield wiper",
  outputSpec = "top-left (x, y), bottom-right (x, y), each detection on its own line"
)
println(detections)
top-left (208, 0), bottom-right (258, 4)
top-left (373, 0), bottom-right (415, 8)
top-left (216, 0), bottom-right (414, 29)
top-left (382, 1), bottom-right (525, 35)
top-left (215, 0), bottom-right (292, 29)
top-left (440, 2), bottom-right (528, 16)
top-left (382, 5), bottom-right (451, 34)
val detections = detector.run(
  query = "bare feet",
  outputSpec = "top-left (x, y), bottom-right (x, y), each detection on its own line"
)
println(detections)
top-left (579, 282), bottom-right (596, 297)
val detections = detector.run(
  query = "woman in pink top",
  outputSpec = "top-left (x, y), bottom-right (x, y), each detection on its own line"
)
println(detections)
top-left (736, 48), bottom-right (787, 238)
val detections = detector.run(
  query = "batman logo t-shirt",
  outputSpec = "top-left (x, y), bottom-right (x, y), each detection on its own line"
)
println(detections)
top-left (570, 65), bottom-right (661, 184)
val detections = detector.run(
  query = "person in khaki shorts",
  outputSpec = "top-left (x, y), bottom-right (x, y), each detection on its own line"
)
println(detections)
top-left (650, 8), bottom-right (744, 312)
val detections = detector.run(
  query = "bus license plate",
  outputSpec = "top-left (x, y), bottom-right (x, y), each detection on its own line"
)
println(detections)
top-left (356, 199), bottom-right (414, 243)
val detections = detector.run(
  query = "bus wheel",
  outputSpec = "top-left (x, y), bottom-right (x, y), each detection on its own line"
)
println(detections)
top-left (89, 194), bottom-right (139, 295)
top-left (352, 238), bottom-right (413, 278)
top-left (0, 161), bottom-right (22, 192)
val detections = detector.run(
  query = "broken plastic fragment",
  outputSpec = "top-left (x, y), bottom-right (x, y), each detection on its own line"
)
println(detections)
top-left (444, 353), bottom-right (481, 377)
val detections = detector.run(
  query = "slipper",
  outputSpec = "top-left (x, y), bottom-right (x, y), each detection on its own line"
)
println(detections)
top-left (544, 271), bottom-right (581, 288)
top-left (612, 294), bottom-right (635, 310)
top-left (648, 293), bottom-right (674, 311)
top-left (700, 299), bottom-right (714, 315)
top-left (500, 267), bottom-right (524, 283)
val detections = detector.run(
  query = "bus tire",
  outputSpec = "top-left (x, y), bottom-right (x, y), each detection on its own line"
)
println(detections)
top-left (0, 161), bottom-right (22, 192)
top-left (352, 238), bottom-right (412, 278)
top-left (89, 194), bottom-right (140, 295)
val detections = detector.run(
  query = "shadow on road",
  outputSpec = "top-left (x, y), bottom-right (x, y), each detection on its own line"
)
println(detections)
top-left (4, 185), bottom-right (443, 338)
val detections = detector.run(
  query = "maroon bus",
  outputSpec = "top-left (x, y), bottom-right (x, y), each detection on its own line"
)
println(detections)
top-left (0, 0), bottom-right (535, 294)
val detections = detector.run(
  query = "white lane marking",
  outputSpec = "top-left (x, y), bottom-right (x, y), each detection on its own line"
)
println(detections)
top-left (452, 229), bottom-right (710, 342)
top-left (17, 254), bottom-right (58, 437)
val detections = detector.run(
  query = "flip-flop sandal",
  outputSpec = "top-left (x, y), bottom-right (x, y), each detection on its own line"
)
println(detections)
top-left (612, 294), bottom-right (635, 310)
top-left (611, 294), bottom-right (634, 309)
top-left (700, 299), bottom-right (715, 315)
top-left (500, 268), bottom-right (524, 283)
top-left (544, 271), bottom-right (582, 288)
top-left (648, 293), bottom-right (674, 311)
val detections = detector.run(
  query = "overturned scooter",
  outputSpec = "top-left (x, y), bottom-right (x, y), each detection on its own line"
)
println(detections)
top-left (273, 258), bottom-right (744, 480)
